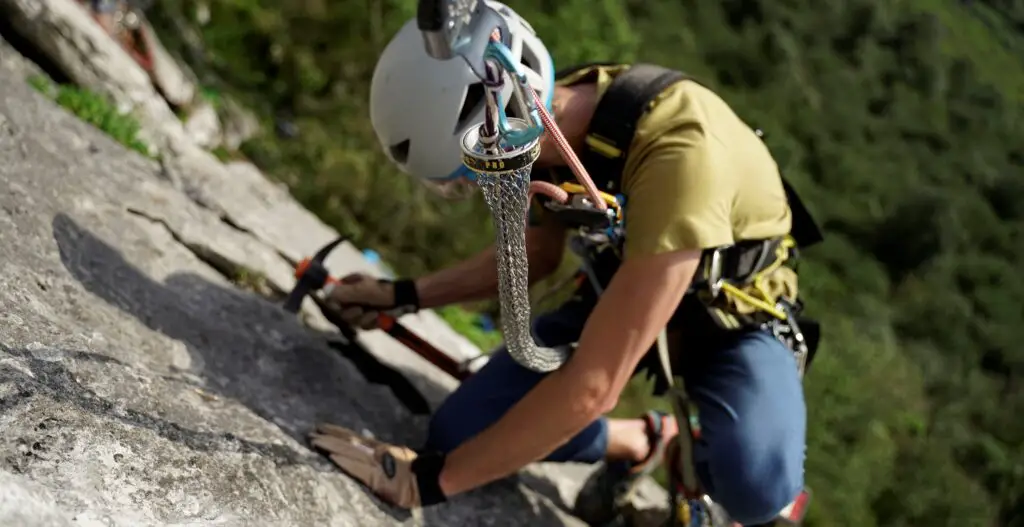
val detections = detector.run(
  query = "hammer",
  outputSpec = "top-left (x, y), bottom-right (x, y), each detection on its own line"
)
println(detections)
top-left (284, 236), bottom-right (476, 382)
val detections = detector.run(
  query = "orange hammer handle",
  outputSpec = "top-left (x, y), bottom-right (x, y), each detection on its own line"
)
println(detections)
top-left (299, 261), bottom-right (470, 381)
top-left (377, 314), bottom-right (471, 381)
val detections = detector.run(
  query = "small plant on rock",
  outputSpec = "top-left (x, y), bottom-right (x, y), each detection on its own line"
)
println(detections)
top-left (27, 74), bottom-right (154, 158)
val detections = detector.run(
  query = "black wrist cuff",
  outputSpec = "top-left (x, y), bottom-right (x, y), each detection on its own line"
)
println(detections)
top-left (392, 278), bottom-right (420, 311)
top-left (411, 451), bottom-right (447, 506)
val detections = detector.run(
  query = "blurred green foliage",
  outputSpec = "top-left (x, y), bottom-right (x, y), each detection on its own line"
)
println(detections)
top-left (27, 74), bottom-right (153, 157)
top-left (145, 0), bottom-right (1024, 524)
top-left (434, 305), bottom-right (504, 352)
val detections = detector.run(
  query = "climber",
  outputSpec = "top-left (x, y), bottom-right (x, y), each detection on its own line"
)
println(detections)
top-left (79, 0), bottom-right (155, 74)
top-left (85, 0), bottom-right (119, 33)
top-left (308, 2), bottom-right (818, 526)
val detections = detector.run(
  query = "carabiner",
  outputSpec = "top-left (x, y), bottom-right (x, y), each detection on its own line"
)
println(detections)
top-left (483, 40), bottom-right (544, 147)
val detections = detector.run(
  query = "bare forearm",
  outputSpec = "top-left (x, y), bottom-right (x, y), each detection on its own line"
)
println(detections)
top-left (438, 365), bottom-right (601, 496)
top-left (435, 272), bottom-right (639, 496)
top-left (414, 245), bottom-right (502, 309)
top-left (435, 251), bottom-right (702, 497)
top-left (414, 225), bottom-right (565, 309)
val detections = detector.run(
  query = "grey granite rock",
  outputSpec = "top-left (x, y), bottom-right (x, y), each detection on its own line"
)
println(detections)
top-left (0, 66), bottom-right (593, 526)
top-left (0, 0), bottom-right (184, 156)
top-left (0, 11), bottom-right (674, 522)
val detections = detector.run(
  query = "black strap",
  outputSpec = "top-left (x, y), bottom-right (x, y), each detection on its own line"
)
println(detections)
top-left (559, 62), bottom-right (824, 251)
top-left (580, 64), bottom-right (688, 193)
top-left (782, 178), bottom-right (824, 249)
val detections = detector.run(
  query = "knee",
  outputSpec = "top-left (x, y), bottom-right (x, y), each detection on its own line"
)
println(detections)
top-left (698, 432), bottom-right (805, 525)
top-left (423, 350), bottom-right (535, 454)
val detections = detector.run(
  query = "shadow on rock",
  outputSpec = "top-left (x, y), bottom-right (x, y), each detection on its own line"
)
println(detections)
top-left (323, 339), bottom-right (433, 416)
top-left (0, 343), bottom-right (326, 471)
top-left (49, 212), bottom-right (575, 526)
top-left (518, 471), bottom-right (575, 512)
top-left (50, 212), bottom-right (441, 443)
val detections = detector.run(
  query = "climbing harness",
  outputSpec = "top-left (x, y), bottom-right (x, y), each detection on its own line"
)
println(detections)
top-left (541, 63), bottom-right (824, 526)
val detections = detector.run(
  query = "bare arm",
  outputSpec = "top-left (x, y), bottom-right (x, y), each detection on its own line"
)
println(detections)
top-left (414, 216), bottom-right (566, 309)
top-left (437, 248), bottom-right (702, 496)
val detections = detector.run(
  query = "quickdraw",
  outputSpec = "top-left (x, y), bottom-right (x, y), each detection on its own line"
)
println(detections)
top-left (416, 2), bottom-right (618, 374)
top-left (461, 33), bottom-right (606, 208)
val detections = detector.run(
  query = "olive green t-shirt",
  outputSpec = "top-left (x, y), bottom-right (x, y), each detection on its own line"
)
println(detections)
top-left (540, 65), bottom-right (799, 315)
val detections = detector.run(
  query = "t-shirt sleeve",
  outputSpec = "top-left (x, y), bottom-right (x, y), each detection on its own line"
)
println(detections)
top-left (622, 126), bottom-right (735, 259)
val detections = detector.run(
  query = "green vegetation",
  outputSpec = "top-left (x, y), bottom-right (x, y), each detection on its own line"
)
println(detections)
top-left (144, 1), bottom-right (1024, 524)
top-left (434, 305), bottom-right (504, 352)
top-left (27, 74), bottom-right (153, 157)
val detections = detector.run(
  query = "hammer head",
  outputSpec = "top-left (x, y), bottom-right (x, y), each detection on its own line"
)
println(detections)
top-left (283, 236), bottom-right (347, 313)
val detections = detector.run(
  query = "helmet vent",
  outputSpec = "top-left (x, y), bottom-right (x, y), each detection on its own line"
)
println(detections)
top-left (521, 47), bottom-right (538, 73)
top-left (456, 82), bottom-right (487, 133)
top-left (389, 139), bottom-right (411, 164)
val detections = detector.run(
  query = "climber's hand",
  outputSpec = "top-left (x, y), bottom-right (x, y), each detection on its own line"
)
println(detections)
top-left (322, 273), bottom-right (420, 330)
top-left (309, 423), bottom-right (447, 510)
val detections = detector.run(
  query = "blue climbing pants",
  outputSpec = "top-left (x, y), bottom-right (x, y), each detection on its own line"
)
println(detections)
top-left (425, 304), bottom-right (807, 526)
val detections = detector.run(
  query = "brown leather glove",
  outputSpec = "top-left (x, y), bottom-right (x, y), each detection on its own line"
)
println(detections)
top-left (309, 423), bottom-right (447, 509)
top-left (322, 273), bottom-right (420, 330)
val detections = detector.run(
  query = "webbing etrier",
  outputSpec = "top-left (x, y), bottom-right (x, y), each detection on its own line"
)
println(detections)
top-left (554, 62), bottom-right (824, 524)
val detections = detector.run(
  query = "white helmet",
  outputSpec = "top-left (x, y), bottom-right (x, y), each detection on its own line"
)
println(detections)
top-left (369, 1), bottom-right (555, 192)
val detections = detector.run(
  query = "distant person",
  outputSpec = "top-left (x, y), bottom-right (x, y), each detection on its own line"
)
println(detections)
top-left (79, 0), bottom-right (153, 72)
top-left (309, 2), bottom-right (820, 526)
top-left (86, 0), bottom-right (119, 33)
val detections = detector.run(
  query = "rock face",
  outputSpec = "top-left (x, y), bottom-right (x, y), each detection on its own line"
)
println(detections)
top-left (0, 0), bottom-right (182, 156)
top-left (0, 7), bottom-right (674, 523)
top-left (0, 52), bottom-right (611, 527)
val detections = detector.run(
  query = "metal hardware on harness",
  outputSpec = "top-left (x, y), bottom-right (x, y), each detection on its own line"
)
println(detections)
top-left (667, 378), bottom-right (725, 527)
top-left (697, 243), bottom-right (812, 375)
top-left (765, 300), bottom-right (810, 378)
top-left (568, 236), bottom-right (607, 297)
top-left (543, 193), bottom-right (619, 232)
top-left (700, 249), bottom-right (725, 298)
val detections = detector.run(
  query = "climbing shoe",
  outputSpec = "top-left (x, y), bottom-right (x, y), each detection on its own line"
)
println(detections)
top-left (572, 410), bottom-right (673, 526)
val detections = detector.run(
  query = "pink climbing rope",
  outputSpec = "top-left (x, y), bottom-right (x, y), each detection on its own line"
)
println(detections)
top-left (530, 87), bottom-right (608, 212)
top-left (527, 180), bottom-right (568, 204)
top-left (484, 30), bottom-right (608, 212)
